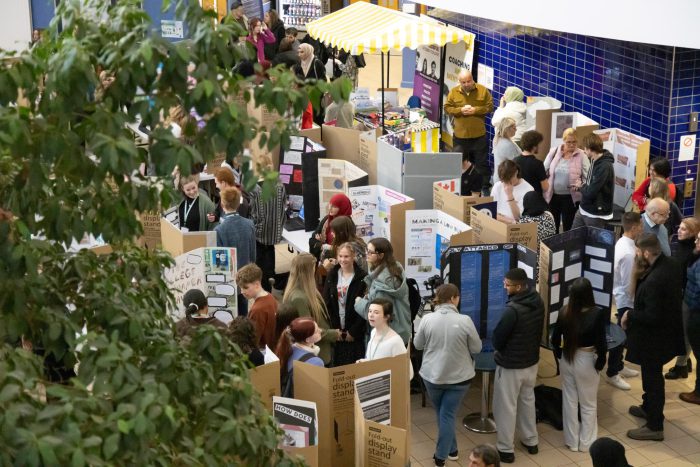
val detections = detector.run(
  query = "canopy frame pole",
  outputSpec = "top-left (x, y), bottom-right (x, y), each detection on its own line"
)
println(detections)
top-left (381, 51), bottom-right (386, 133)
top-left (387, 51), bottom-right (390, 88)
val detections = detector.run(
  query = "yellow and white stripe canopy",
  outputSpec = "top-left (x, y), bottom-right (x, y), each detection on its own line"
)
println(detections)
top-left (306, 2), bottom-right (473, 55)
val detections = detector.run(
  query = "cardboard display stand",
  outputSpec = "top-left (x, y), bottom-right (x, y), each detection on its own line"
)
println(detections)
top-left (162, 247), bottom-right (238, 320)
top-left (549, 112), bottom-right (599, 152)
top-left (160, 217), bottom-right (217, 258)
top-left (317, 159), bottom-right (369, 216)
top-left (137, 211), bottom-right (162, 250)
top-left (293, 353), bottom-right (411, 467)
top-left (525, 96), bottom-right (562, 158)
top-left (442, 242), bottom-right (538, 350)
top-left (250, 359), bottom-right (280, 411)
top-left (539, 226), bottom-right (616, 348)
top-left (279, 137), bottom-right (327, 231)
top-left (348, 185), bottom-right (415, 264)
top-left (432, 180), bottom-right (494, 225)
top-left (376, 138), bottom-right (462, 209)
top-left (469, 202), bottom-right (538, 252)
top-left (321, 125), bottom-right (381, 184)
top-left (594, 128), bottom-right (650, 208)
top-left (405, 209), bottom-right (472, 292)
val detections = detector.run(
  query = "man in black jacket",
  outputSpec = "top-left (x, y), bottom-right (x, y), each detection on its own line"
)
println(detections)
top-left (572, 133), bottom-right (615, 229)
top-left (492, 268), bottom-right (545, 463)
top-left (622, 234), bottom-right (684, 441)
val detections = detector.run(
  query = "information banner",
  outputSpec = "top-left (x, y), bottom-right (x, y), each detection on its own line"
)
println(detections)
top-left (441, 38), bottom-right (475, 146)
top-left (412, 44), bottom-right (442, 123)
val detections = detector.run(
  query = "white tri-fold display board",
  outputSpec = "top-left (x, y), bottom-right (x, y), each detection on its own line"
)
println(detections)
top-left (317, 159), bottom-right (368, 216)
top-left (594, 128), bottom-right (650, 208)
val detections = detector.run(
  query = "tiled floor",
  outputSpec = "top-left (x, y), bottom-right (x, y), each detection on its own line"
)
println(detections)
top-left (409, 350), bottom-right (700, 466)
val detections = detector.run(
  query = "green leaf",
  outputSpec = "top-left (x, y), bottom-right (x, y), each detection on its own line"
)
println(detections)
top-left (117, 419), bottom-right (130, 434)
top-left (103, 433), bottom-right (119, 460)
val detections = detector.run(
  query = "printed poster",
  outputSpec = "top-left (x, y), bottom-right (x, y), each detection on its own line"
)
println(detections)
top-left (273, 396), bottom-right (319, 448)
top-left (412, 44), bottom-right (442, 123)
top-left (354, 371), bottom-right (392, 425)
top-left (442, 38), bottom-right (476, 146)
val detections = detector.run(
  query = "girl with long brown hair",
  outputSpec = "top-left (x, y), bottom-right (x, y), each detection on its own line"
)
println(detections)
top-left (283, 253), bottom-right (340, 365)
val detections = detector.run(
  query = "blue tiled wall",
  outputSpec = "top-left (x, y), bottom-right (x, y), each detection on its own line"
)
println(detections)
top-left (429, 10), bottom-right (700, 215)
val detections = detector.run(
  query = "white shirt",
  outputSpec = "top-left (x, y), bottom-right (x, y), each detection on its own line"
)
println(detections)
top-left (613, 235), bottom-right (636, 310)
top-left (491, 179), bottom-right (534, 220)
top-left (366, 328), bottom-right (413, 379)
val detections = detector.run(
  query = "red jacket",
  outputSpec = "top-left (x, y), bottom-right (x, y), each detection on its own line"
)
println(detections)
top-left (632, 177), bottom-right (676, 211)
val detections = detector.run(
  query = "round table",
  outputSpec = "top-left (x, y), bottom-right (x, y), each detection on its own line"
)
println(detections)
top-left (462, 351), bottom-right (497, 433)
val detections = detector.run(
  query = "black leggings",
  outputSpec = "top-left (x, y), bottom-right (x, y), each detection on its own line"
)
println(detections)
top-left (549, 194), bottom-right (577, 232)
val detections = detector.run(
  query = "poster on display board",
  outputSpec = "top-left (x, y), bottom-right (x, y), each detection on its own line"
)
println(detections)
top-left (539, 227), bottom-right (615, 348)
top-left (549, 112), bottom-right (599, 150)
top-left (317, 159), bottom-right (368, 216)
top-left (294, 353), bottom-right (411, 467)
top-left (441, 37), bottom-right (475, 147)
top-left (442, 243), bottom-right (537, 351)
top-left (405, 209), bottom-right (472, 293)
top-left (469, 202), bottom-right (538, 252)
top-left (273, 396), bottom-right (319, 448)
top-left (412, 44), bottom-right (442, 123)
top-left (162, 247), bottom-right (238, 320)
top-left (594, 128), bottom-right (650, 208)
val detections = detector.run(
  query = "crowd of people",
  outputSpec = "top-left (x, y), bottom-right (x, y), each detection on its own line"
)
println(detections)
top-left (164, 7), bottom-right (700, 466)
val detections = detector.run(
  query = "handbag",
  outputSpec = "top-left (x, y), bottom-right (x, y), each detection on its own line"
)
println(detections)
top-left (354, 53), bottom-right (366, 68)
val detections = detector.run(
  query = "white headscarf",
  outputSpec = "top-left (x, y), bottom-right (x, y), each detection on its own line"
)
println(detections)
top-left (299, 43), bottom-right (315, 77)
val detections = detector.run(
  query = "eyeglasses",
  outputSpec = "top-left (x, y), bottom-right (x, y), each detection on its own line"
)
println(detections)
top-left (366, 249), bottom-right (378, 255)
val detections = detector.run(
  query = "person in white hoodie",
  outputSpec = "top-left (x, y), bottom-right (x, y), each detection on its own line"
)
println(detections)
top-left (414, 283), bottom-right (482, 467)
top-left (492, 86), bottom-right (527, 144)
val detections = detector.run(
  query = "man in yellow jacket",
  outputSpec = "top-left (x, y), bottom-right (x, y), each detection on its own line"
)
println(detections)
top-left (444, 70), bottom-right (493, 192)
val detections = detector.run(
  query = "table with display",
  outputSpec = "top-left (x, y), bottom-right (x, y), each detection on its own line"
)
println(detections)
top-left (282, 228), bottom-right (312, 254)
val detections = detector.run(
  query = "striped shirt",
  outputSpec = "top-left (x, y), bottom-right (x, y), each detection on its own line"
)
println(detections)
top-left (249, 182), bottom-right (287, 246)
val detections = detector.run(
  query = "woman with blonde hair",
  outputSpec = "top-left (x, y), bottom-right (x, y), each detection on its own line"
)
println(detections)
top-left (321, 216), bottom-right (367, 273)
top-left (178, 174), bottom-right (217, 232)
top-left (648, 177), bottom-right (682, 236)
top-left (544, 128), bottom-right (591, 232)
top-left (491, 117), bottom-right (521, 185)
top-left (283, 253), bottom-right (340, 365)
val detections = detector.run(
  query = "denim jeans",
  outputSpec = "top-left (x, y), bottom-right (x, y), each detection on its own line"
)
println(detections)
top-left (423, 380), bottom-right (471, 461)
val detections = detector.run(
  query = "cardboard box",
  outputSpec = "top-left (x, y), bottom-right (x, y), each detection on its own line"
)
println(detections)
top-left (469, 202), bottom-right (538, 251)
top-left (293, 353), bottom-right (411, 467)
top-left (160, 218), bottom-right (216, 258)
top-left (321, 125), bottom-right (381, 184)
top-left (432, 181), bottom-right (494, 225)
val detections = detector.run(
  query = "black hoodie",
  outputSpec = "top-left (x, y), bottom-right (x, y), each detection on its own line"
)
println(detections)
top-left (493, 287), bottom-right (545, 369)
top-left (579, 150), bottom-right (615, 216)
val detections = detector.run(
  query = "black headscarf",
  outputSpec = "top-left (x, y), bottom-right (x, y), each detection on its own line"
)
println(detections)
top-left (522, 191), bottom-right (550, 217)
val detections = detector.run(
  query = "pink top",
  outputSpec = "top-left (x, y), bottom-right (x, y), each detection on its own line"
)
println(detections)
top-left (246, 28), bottom-right (276, 64)
top-left (543, 146), bottom-right (586, 204)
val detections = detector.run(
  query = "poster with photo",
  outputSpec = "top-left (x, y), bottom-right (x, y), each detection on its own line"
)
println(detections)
top-left (317, 159), bottom-right (368, 217)
top-left (549, 112), bottom-right (599, 149)
top-left (594, 128), bottom-right (649, 208)
top-left (163, 247), bottom-right (238, 320)
top-left (349, 185), bottom-right (412, 243)
top-left (273, 396), bottom-right (318, 448)
top-left (412, 44), bottom-right (442, 123)
top-left (405, 209), bottom-right (470, 293)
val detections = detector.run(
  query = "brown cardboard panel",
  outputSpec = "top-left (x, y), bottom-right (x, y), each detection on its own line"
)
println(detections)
top-left (635, 139), bottom-right (650, 194)
top-left (390, 200), bottom-right (415, 266)
top-left (160, 218), bottom-right (215, 257)
top-left (283, 445), bottom-right (318, 467)
top-left (574, 124), bottom-right (599, 145)
top-left (535, 108), bottom-right (561, 160)
top-left (294, 354), bottom-right (410, 467)
top-left (137, 211), bottom-right (162, 250)
top-left (469, 207), bottom-right (538, 251)
top-left (432, 184), bottom-right (493, 225)
top-left (89, 244), bottom-right (113, 255)
top-left (354, 393), bottom-right (408, 467)
top-left (251, 126), bottom-right (323, 170)
top-left (250, 360), bottom-right (280, 412)
top-left (359, 130), bottom-right (379, 185)
top-left (538, 242), bottom-right (552, 318)
top-left (323, 125), bottom-right (380, 185)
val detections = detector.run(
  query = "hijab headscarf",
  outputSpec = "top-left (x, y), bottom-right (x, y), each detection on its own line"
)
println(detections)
top-left (503, 86), bottom-right (524, 103)
top-left (323, 193), bottom-right (352, 244)
top-left (522, 191), bottom-right (550, 217)
top-left (299, 43), bottom-right (315, 76)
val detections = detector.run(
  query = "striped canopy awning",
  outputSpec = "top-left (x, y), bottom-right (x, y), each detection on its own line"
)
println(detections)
top-left (306, 2), bottom-right (473, 55)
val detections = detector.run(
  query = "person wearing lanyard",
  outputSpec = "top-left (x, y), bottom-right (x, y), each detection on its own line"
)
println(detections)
top-left (358, 298), bottom-right (411, 375)
top-left (178, 174), bottom-right (216, 232)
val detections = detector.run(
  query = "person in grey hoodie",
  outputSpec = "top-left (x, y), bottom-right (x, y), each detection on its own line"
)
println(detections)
top-left (414, 283), bottom-right (482, 467)
top-left (354, 237), bottom-right (411, 344)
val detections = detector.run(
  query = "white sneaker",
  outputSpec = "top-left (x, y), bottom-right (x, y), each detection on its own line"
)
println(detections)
top-left (606, 374), bottom-right (631, 390)
top-left (620, 367), bottom-right (639, 378)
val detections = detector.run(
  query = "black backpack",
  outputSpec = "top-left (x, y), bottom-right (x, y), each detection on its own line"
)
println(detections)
top-left (281, 352), bottom-right (315, 398)
top-left (534, 384), bottom-right (564, 430)
top-left (406, 278), bottom-right (422, 321)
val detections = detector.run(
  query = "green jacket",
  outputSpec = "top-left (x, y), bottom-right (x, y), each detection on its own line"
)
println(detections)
top-left (285, 288), bottom-right (338, 365)
top-left (179, 189), bottom-right (217, 231)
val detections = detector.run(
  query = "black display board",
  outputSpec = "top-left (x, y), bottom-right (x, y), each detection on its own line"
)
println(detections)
top-left (539, 226), bottom-right (616, 347)
top-left (441, 243), bottom-right (537, 351)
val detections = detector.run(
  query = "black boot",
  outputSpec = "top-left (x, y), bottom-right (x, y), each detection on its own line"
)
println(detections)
top-left (665, 365), bottom-right (689, 379)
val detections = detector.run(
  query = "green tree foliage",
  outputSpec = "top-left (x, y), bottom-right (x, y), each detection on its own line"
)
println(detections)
top-left (0, 0), bottom-right (350, 464)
